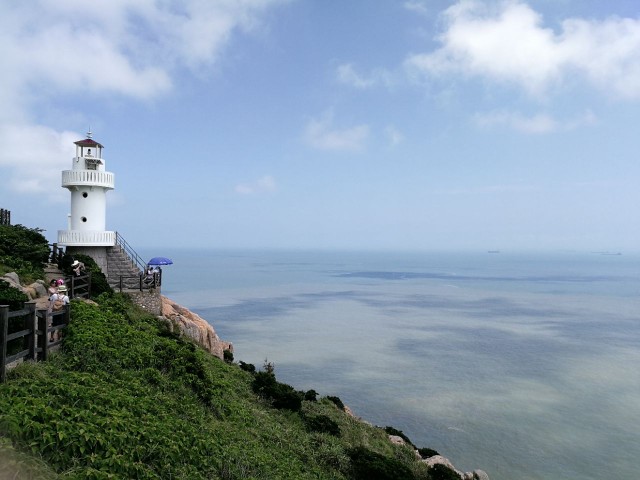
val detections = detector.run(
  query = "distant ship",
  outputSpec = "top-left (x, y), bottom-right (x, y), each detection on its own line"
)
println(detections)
top-left (487, 250), bottom-right (500, 254)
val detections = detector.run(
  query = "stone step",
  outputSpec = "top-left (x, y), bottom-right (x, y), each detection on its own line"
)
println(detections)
top-left (105, 245), bottom-right (146, 289)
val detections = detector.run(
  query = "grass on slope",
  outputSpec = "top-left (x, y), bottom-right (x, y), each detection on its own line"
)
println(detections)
top-left (0, 293), bottom-right (434, 480)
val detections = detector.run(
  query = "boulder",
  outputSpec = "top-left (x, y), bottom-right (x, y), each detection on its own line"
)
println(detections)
top-left (1, 272), bottom-right (20, 286)
top-left (160, 296), bottom-right (232, 360)
top-left (0, 273), bottom-right (45, 301)
top-left (388, 435), bottom-right (406, 446)
top-left (29, 281), bottom-right (48, 299)
top-left (22, 286), bottom-right (37, 300)
top-left (471, 470), bottom-right (490, 480)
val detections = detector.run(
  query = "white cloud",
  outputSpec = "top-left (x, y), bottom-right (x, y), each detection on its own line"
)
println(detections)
top-left (474, 109), bottom-right (597, 134)
top-left (304, 111), bottom-right (370, 152)
top-left (385, 125), bottom-right (405, 145)
top-left (235, 175), bottom-right (277, 195)
top-left (0, 0), bottom-right (287, 197)
top-left (404, 1), bottom-right (430, 16)
top-left (336, 63), bottom-right (393, 89)
top-left (0, 124), bottom-right (79, 200)
top-left (405, 0), bottom-right (640, 100)
top-left (337, 64), bottom-right (376, 89)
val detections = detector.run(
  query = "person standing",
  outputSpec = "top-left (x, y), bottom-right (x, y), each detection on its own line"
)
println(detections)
top-left (47, 279), bottom-right (58, 296)
top-left (49, 285), bottom-right (70, 341)
top-left (72, 260), bottom-right (85, 276)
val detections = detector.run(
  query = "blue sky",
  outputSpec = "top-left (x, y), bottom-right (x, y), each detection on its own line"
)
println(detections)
top-left (1, 0), bottom-right (640, 252)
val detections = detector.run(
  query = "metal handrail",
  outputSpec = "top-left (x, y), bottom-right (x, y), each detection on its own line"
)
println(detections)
top-left (115, 232), bottom-right (146, 273)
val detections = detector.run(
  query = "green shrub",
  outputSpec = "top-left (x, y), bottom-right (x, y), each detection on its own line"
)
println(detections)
top-left (326, 396), bottom-right (345, 410)
top-left (239, 361), bottom-right (256, 373)
top-left (347, 446), bottom-right (416, 480)
top-left (417, 447), bottom-right (439, 459)
top-left (0, 224), bottom-right (49, 275)
top-left (252, 371), bottom-right (303, 412)
top-left (223, 349), bottom-right (234, 363)
top-left (384, 426), bottom-right (415, 448)
top-left (304, 389), bottom-right (318, 402)
top-left (0, 280), bottom-right (29, 311)
top-left (303, 414), bottom-right (340, 437)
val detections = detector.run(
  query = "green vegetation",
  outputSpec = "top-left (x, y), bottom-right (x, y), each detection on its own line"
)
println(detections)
top-left (0, 279), bottom-right (29, 311)
top-left (0, 224), bottom-right (50, 283)
top-left (0, 293), bottom-right (443, 479)
top-left (0, 221), bottom-right (461, 479)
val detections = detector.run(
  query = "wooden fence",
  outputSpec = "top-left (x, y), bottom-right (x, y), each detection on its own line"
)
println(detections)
top-left (0, 209), bottom-right (10, 226)
top-left (0, 302), bottom-right (70, 383)
top-left (49, 243), bottom-right (65, 264)
top-left (68, 273), bottom-right (91, 299)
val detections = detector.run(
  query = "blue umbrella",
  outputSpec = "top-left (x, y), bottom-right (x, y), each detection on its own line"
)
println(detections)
top-left (147, 256), bottom-right (173, 266)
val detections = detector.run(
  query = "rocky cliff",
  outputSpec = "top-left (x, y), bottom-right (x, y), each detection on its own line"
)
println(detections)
top-left (160, 295), bottom-right (233, 360)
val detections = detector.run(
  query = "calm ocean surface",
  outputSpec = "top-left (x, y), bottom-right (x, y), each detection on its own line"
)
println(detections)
top-left (141, 249), bottom-right (640, 480)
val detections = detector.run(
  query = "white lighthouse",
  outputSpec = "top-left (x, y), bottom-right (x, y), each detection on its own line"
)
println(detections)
top-left (58, 132), bottom-right (116, 259)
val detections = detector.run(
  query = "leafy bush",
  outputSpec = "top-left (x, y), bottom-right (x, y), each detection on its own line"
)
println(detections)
top-left (304, 389), bottom-right (318, 402)
top-left (252, 371), bottom-right (303, 412)
top-left (417, 447), bottom-right (439, 459)
top-left (303, 414), bottom-right (340, 437)
top-left (384, 426), bottom-right (416, 448)
top-left (326, 396), bottom-right (345, 410)
top-left (223, 348), bottom-right (234, 363)
top-left (239, 361), bottom-right (256, 373)
top-left (0, 280), bottom-right (29, 311)
top-left (347, 446), bottom-right (416, 480)
top-left (0, 224), bottom-right (49, 281)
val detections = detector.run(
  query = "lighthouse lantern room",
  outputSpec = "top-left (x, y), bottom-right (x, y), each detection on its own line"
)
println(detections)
top-left (57, 131), bottom-right (116, 249)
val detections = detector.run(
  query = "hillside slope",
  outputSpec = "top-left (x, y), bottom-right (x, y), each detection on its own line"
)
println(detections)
top-left (0, 293), bottom-right (446, 480)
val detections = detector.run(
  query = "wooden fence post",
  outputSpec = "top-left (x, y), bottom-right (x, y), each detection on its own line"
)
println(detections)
top-left (0, 305), bottom-right (9, 383)
top-left (37, 309), bottom-right (49, 362)
top-left (63, 304), bottom-right (70, 331)
top-left (24, 301), bottom-right (37, 361)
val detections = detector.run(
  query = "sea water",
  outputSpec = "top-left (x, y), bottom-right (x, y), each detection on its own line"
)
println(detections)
top-left (141, 249), bottom-right (640, 480)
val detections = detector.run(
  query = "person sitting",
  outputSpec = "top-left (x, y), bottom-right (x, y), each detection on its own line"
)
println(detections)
top-left (143, 266), bottom-right (155, 285)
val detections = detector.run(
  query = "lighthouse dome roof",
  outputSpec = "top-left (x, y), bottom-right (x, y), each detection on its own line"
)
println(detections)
top-left (74, 138), bottom-right (104, 148)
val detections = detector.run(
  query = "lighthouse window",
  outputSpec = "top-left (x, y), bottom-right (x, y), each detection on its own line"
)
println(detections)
top-left (82, 192), bottom-right (88, 198)
top-left (81, 217), bottom-right (87, 223)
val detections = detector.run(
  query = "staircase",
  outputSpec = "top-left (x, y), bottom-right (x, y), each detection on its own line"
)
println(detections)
top-left (106, 244), bottom-right (144, 290)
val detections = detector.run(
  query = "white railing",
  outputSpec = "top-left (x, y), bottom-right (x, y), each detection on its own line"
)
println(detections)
top-left (57, 230), bottom-right (116, 246)
top-left (62, 170), bottom-right (115, 189)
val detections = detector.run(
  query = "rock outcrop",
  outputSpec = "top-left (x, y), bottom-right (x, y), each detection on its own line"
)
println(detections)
top-left (1, 272), bottom-right (50, 310)
top-left (160, 296), bottom-right (233, 360)
top-left (387, 434), bottom-right (490, 480)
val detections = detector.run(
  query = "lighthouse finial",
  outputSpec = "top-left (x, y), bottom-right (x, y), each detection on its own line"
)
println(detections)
top-left (87, 127), bottom-right (93, 139)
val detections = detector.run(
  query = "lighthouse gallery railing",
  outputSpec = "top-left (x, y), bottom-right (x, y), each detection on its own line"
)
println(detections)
top-left (62, 170), bottom-right (115, 189)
